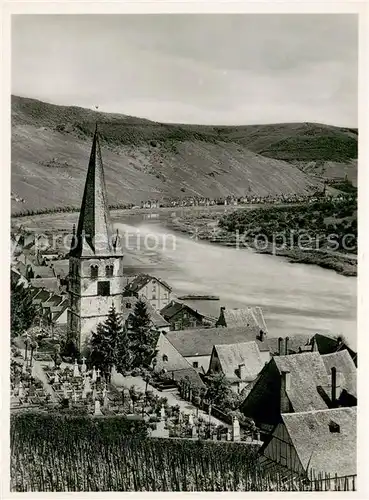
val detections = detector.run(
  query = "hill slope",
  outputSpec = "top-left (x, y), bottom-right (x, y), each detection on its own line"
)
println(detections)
top-left (11, 96), bottom-right (357, 213)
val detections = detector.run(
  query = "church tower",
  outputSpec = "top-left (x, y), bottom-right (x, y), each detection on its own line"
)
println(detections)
top-left (67, 125), bottom-right (124, 351)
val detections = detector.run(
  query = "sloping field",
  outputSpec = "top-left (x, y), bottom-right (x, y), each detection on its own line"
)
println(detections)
top-left (11, 96), bottom-right (357, 214)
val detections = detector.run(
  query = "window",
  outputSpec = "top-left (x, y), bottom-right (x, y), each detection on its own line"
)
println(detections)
top-left (126, 302), bottom-right (131, 309)
top-left (97, 281), bottom-right (110, 296)
top-left (162, 354), bottom-right (168, 363)
top-left (90, 265), bottom-right (98, 279)
top-left (105, 265), bottom-right (114, 278)
top-left (193, 361), bottom-right (198, 369)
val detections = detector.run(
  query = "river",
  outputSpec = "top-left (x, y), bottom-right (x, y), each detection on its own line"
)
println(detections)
top-left (113, 216), bottom-right (357, 350)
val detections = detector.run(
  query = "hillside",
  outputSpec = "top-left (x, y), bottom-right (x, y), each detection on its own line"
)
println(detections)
top-left (11, 96), bottom-right (357, 214)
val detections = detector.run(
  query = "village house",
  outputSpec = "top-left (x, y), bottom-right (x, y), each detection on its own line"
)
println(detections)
top-left (216, 306), bottom-right (268, 334)
top-left (153, 333), bottom-right (206, 389)
top-left (240, 350), bottom-right (357, 433)
top-left (124, 274), bottom-right (172, 312)
top-left (207, 341), bottom-right (266, 393)
top-left (122, 296), bottom-right (170, 333)
top-left (259, 407), bottom-right (356, 487)
top-left (160, 300), bottom-right (214, 331)
top-left (158, 325), bottom-right (269, 373)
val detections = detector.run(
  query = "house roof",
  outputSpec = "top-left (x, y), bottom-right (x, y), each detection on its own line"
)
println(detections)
top-left (165, 325), bottom-right (265, 357)
top-left (32, 289), bottom-right (52, 303)
top-left (30, 278), bottom-right (60, 293)
top-left (265, 334), bottom-right (312, 355)
top-left (50, 260), bottom-right (69, 278)
top-left (273, 352), bottom-right (330, 412)
top-left (122, 296), bottom-right (170, 329)
top-left (31, 266), bottom-right (55, 279)
top-left (125, 274), bottom-right (172, 293)
top-left (322, 350), bottom-right (357, 399)
top-left (160, 300), bottom-right (204, 320)
top-left (214, 341), bottom-right (265, 381)
top-left (171, 367), bottom-right (206, 389)
top-left (282, 407), bottom-right (356, 477)
top-left (52, 300), bottom-right (69, 322)
top-left (219, 306), bottom-right (268, 332)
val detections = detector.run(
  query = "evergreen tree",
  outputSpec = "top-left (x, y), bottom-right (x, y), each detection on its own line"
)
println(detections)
top-left (11, 279), bottom-right (38, 338)
top-left (114, 326), bottom-right (132, 374)
top-left (128, 299), bottom-right (159, 368)
top-left (205, 373), bottom-right (232, 407)
top-left (89, 304), bottom-right (123, 381)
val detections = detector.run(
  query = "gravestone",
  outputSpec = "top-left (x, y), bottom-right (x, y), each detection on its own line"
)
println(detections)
top-left (96, 368), bottom-right (101, 380)
top-left (73, 390), bottom-right (78, 403)
top-left (226, 429), bottom-right (231, 441)
top-left (94, 399), bottom-right (102, 415)
top-left (84, 376), bottom-right (91, 394)
top-left (232, 416), bottom-right (240, 442)
top-left (103, 389), bottom-right (109, 408)
top-left (73, 359), bottom-right (80, 378)
top-left (92, 366), bottom-right (97, 383)
top-left (18, 381), bottom-right (24, 398)
top-left (22, 363), bottom-right (27, 374)
top-left (81, 357), bottom-right (87, 374)
top-left (160, 404), bottom-right (166, 420)
top-left (191, 425), bottom-right (198, 439)
top-left (54, 372), bottom-right (60, 384)
top-left (188, 413), bottom-right (194, 426)
top-left (63, 383), bottom-right (68, 399)
top-left (151, 419), bottom-right (169, 438)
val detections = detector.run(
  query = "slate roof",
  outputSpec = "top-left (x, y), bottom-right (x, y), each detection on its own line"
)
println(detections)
top-left (273, 352), bottom-right (330, 412)
top-left (30, 278), bottom-right (60, 293)
top-left (165, 325), bottom-right (265, 357)
top-left (322, 350), bottom-right (357, 399)
top-left (125, 274), bottom-right (172, 293)
top-left (282, 407), bottom-right (356, 477)
top-left (32, 289), bottom-right (52, 303)
top-left (266, 334), bottom-right (312, 355)
top-left (213, 341), bottom-right (265, 381)
top-left (217, 306), bottom-right (268, 332)
top-left (160, 300), bottom-right (204, 320)
top-left (31, 266), bottom-right (55, 279)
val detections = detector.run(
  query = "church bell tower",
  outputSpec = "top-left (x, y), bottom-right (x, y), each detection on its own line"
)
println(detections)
top-left (67, 125), bottom-right (124, 351)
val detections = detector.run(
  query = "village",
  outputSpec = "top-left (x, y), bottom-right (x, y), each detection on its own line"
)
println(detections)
top-left (10, 126), bottom-right (357, 491)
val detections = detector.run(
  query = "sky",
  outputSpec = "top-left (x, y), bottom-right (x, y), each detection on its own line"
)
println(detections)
top-left (11, 14), bottom-right (358, 127)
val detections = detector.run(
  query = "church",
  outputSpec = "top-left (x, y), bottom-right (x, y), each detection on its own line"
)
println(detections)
top-left (67, 125), bottom-right (124, 352)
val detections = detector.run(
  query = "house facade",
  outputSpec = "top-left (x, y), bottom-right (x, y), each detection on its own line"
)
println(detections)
top-left (208, 341), bottom-right (267, 393)
top-left (160, 300), bottom-right (211, 331)
top-left (124, 274), bottom-right (171, 312)
top-left (259, 407), bottom-right (356, 484)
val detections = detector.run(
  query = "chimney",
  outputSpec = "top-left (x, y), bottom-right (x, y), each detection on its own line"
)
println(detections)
top-left (285, 337), bottom-right (289, 355)
top-left (311, 336), bottom-right (318, 352)
top-left (239, 364), bottom-right (246, 380)
top-left (259, 330), bottom-right (265, 342)
top-left (278, 337), bottom-right (283, 355)
top-left (280, 370), bottom-right (291, 413)
top-left (331, 367), bottom-right (337, 406)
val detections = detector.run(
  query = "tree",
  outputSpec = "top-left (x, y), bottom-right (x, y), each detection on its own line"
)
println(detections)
top-left (205, 373), bottom-right (232, 407)
top-left (89, 305), bottom-right (123, 381)
top-left (11, 280), bottom-right (38, 338)
top-left (128, 299), bottom-right (159, 368)
top-left (114, 326), bottom-right (132, 374)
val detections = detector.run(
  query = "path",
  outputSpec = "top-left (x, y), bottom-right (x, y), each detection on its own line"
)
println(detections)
top-left (111, 369), bottom-right (229, 427)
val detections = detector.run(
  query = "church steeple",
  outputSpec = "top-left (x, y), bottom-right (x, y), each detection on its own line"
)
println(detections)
top-left (71, 124), bottom-right (116, 257)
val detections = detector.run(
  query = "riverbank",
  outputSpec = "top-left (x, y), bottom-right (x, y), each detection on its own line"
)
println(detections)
top-left (167, 216), bottom-right (357, 278)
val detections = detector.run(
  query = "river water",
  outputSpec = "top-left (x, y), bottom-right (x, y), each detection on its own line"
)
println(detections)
top-left (113, 215), bottom-right (357, 350)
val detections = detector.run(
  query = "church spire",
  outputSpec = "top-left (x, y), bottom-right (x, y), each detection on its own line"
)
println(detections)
top-left (70, 124), bottom-right (115, 257)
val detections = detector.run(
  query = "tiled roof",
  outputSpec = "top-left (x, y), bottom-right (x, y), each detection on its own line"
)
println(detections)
top-left (213, 341), bottom-right (265, 381)
top-left (171, 367), bottom-right (206, 389)
top-left (32, 289), bottom-right (52, 303)
top-left (265, 334), bottom-right (312, 355)
top-left (165, 325), bottom-right (265, 357)
top-left (282, 407), bottom-right (356, 477)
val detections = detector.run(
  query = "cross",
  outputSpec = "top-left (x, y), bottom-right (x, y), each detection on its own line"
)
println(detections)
top-left (82, 357), bottom-right (86, 364)
top-left (96, 368), bottom-right (101, 378)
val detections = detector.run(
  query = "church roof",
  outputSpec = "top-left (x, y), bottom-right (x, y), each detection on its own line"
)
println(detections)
top-left (70, 126), bottom-right (122, 258)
